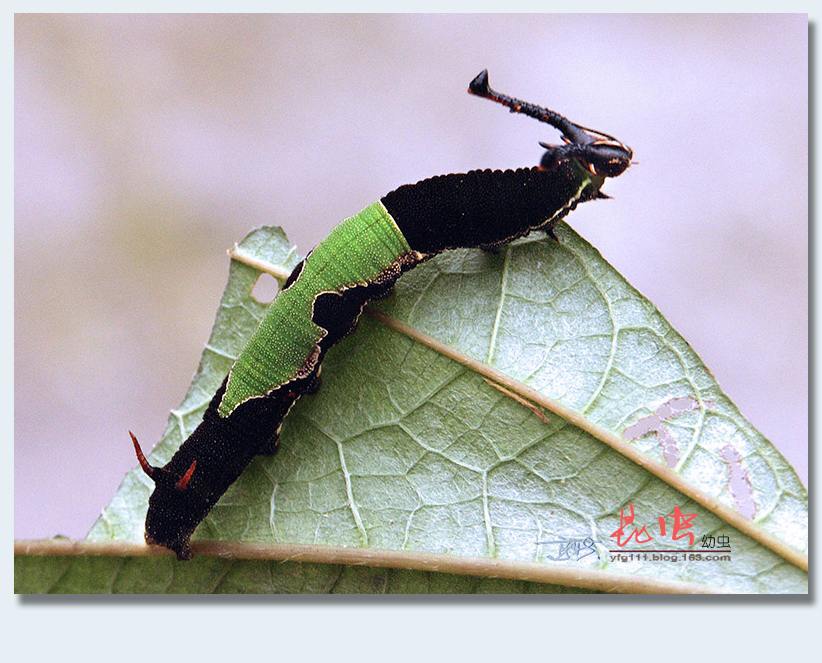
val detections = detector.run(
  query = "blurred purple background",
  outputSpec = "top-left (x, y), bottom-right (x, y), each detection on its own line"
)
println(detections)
top-left (15, 14), bottom-right (807, 539)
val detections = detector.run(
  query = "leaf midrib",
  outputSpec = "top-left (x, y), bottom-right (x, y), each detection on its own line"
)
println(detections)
top-left (13, 539), bottom-right (722, 594)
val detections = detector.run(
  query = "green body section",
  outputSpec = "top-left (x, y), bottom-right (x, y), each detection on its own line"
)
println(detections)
top-left (218, 201), bottom-right (411, 417)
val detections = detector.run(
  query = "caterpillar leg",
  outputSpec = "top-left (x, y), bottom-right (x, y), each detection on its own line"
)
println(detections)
top-left (303, 370), bottom-right (322, 395)
top-left (257, 434), bottom-right (280, 456)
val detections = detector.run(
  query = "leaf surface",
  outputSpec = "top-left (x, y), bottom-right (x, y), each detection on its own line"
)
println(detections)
top-left (62, 223), bottom-right (807, 594)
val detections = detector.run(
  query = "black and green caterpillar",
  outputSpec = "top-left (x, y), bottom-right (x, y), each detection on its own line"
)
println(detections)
top-left (131, 70), bottom-right (633, 559)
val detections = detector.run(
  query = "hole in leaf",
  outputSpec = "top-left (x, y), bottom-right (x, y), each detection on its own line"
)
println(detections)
top-left (251, 273), bottom-right (279, 304)
top-left (623, 396), bottom-right (715, 469)
top-left (720, 444), bottom-right (757, 519)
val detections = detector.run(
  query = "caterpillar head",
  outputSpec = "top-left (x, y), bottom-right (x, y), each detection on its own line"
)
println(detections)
top-left (130, 431), bottom-right (202, 560)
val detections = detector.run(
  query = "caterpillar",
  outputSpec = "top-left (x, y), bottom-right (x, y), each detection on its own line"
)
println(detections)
top-left (130, 69), bottom-right (632, 559)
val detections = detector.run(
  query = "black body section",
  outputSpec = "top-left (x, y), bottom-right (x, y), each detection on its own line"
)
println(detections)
top-left (144, 376), bottom-right (301, 559)
top-left (382, 165), bottom-right (594, 254)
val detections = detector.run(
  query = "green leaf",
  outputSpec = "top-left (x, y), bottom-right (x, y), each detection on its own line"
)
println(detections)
top-left (22, 223), bottom-right (806, 594)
